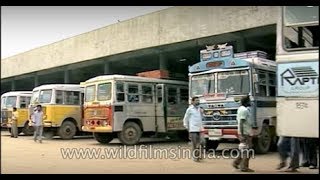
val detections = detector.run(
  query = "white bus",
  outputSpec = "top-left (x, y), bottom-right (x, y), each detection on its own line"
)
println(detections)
top-left (276, 6), bottom-right (318, 138)
top-left (29, 84), bottom-right (84, 139)
top-left (81, 75), bottom-right (189, 145)
top-left (1, 91), bottom-right (33, 135)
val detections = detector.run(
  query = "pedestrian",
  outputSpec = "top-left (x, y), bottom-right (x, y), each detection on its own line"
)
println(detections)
top-left (32, 105), bottom-right (44, 143)
top-left (10, 107), bottom-right (19, 138)
top-left (300, 138), bottom-right (318, 169)
top-left (183, 96), bottom-right (203, 162)
top-left (276, 136), bottom-right (300, 172)
top-left (232, 95), bottom-right (254, 172)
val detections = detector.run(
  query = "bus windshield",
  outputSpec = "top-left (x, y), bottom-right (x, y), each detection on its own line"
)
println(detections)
top-left (31, 90), bottom-right (40, 104)
top-left (85, 85), bottom-right (95, 102)
top-left (1, 97), bottom-right (6, 108)
top-left (217, 70), bottom-right (250, 95)
top-left (97, 83), bottom-right (112, 101)
top-left (191, 74), bottom-right (214, 97)
top-left (2, 96), bottom-right (17, 108)
top-left (39, 90), bottom-right (53, 103)
top-left (283, 6), bottom-right (319, 50)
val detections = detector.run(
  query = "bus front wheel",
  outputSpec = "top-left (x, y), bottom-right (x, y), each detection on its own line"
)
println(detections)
top-left (253, 124), bottom-right (271, 154)
top-left (58, 121), bottom-right (77, 140)
top-left (22, 121), bottom-right (34, 136)
top-left (118, 121), bottom-right (142, 145)
top-left (205, 139), bottom-right (219, 152)
top-left (93, 133), bottom-right (114, 144)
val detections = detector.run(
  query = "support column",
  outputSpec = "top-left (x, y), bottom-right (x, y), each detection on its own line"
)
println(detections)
top-left (64, 69), bottom-right (70, 84)
top-left (236, 38), bottom-right (246, 53)
top-left (11, 80), bottom-right (16, 91)
top-left (34, 75), bottom-right (39, 87)
top-left (104, 61), bottom-right (112, 75)
top-left (159, 53), bottom-right (168, 71)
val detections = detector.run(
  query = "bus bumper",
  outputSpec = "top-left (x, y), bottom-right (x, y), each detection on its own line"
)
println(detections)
top-left (204, 128), bottom-right (238, 140)
top-left (82, 125), bottom-right (113, 133)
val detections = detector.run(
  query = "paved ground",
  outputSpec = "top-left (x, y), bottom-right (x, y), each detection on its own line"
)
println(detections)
top-left (1, 130), bottom-right (318, 174)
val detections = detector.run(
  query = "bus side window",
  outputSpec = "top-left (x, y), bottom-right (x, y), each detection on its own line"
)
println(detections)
top-left (168, 87), bottom-right (177, 105)
top-left (127, 84), bottom-right (139, 103)
top-left (157, 86), bottom-right (162, 103)
top-left (73, 92), bottom-right (80, 105)
top-left (180, 88), bottom-right (188, 104)
top-left (142, 85), bottom-right (153, 103)
top-left (256, 72), bottom-right (267, 96)
top-left (116, 83), bottom-right (125, 102)
top-left (268, 73), bottom-right (276, 96)
top-left (26, 96), bottom-right (31, 107)
top-left (20, 96), bottom-right (26, 108)
top-left (56, 90), bottom-right (63, 104)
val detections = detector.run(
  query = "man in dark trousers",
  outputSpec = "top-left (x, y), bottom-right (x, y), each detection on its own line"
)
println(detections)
top-left (232, 95), bottom-right (254, 172)
top-left (276, 136), bottom-right (300, 172)
top-left (300, 138), bottom-right (318, 169)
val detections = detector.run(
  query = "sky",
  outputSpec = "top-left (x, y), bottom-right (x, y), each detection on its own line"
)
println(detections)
top-left (1, 6), bottom-right (171, 59)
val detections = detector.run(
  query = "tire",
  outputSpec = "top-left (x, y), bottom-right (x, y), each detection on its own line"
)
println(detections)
top-left (205, 139), bottom-right (219, 152)
top-left (253, 124), bottom-right (271, 154)
top-left (177, 130), bottom-right (189, 141)
top-left (18, 128), bottom-right (23, 134)
top-left (58, 121), bottom-right (77, 140)
top-left (43, 130), bottom-right (55, 139)
top-left (93, 133), bottom-right (114, 144)
top-left (22, 122), bottom-right (34, 136)
top-left (118, 121), bottom-right (142, 145)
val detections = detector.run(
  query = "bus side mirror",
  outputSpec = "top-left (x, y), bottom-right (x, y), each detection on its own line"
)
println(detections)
top-left (253, 74), bottom-right (259, 83)
top-left (254, 83), bottom-right (259, 94)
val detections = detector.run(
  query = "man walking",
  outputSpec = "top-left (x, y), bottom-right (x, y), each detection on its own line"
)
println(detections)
top-left (183, 97), bottom-right (203, 162)
top-left (232, 95), bottom-right (254, 172)
top-left (10, 107), bottom-right (19, 138)
top-left (276, 136), bottom-right (300, 172)
top-left (32, 105), bottom-right (44, 143)
top-left (300, 138), bottom-right (318, 169)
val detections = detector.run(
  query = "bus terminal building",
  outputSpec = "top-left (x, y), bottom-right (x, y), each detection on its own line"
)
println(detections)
top-left (1, 6), bottom-right (280, 94)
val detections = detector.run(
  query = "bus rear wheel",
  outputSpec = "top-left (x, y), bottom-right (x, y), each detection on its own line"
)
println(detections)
top-left (93, 133), bottom-right (114, 144)
top-left (58, 121), bottom-right (77, 140)
top-left (118, 121), bottom-right (142, 145)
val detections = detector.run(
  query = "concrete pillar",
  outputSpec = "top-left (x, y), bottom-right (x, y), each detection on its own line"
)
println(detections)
top-left (104, 62), bottom-right (111, 75)
top-left (159, 53), bottom-right (168, 71)
top-left (64, 69), bottom-right (70, 84)
top-left (34, 75), bottom-right (39, 87)
top-left (236, 39), bottom-right (246, 53)
top-left (11, 80), bottom-right (16, 91)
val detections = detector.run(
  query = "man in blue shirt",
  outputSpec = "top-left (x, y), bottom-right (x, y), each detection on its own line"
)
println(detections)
top-left (183, 97), bottom-right (203, 162)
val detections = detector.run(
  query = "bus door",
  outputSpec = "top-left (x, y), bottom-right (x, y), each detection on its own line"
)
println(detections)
top-left (155, 84), bottom-right (167, 132)
top-left (80, 92), bottom-right (85, 125)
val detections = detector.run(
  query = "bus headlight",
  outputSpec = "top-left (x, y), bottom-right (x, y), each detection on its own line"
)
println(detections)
top-left (203, 110), bottom-right (214, 116)
top-left (102, 121), bottom-right (108, 127)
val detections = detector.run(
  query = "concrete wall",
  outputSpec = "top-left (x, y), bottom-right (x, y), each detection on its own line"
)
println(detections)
top-left (1, 6), bottom-right (279, 79)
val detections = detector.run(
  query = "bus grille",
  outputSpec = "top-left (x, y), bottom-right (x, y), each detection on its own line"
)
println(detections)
top-left (203, 108), bottom-right (238, 127)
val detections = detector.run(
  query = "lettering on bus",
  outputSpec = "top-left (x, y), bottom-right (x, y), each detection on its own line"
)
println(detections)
top-left (296, 102), bottom-right (308, 109)
top-left (277, 62), bottom-right (319, 97)
top-left (280, 67), bottom-right (318, 86)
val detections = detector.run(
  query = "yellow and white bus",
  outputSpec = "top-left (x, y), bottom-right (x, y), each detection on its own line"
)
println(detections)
top-left (276, 6), bottom-right (318, 138)
top-left (1, 91), bottom-right (33, 135)
top-left (81, 75), bottom-right (189, 145)
top-left (29, 84), bottom-right (84, 139)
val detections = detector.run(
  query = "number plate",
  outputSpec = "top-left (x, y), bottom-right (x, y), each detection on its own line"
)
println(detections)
top-left (208, 129), bottom-right (222, 136)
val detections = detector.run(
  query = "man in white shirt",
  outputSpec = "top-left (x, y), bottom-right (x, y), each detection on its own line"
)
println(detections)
top-left (32, 105), bottom-right (44, 143)
top-left (183, 97), bottom-right (203, 162)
